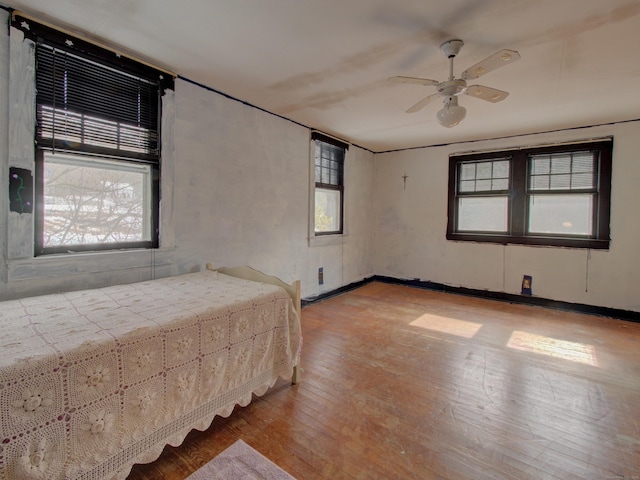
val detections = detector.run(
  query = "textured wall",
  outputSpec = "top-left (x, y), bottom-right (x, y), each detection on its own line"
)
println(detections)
top-left (0, 20), bottom-right (375, 300)
top-left (6, 9), bottom-right (638, 311)
top-left (374, 122), bottom-right (640, 312)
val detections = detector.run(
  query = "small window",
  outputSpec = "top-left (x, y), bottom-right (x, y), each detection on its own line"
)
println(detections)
top-left (13, 16), bottom-right (174, 255)
top-left (312, 132), bottom-right (347, 235)
top-left (447, 140), bottom-right (612, 249)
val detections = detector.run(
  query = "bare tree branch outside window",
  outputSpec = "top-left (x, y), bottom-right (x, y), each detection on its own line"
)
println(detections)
top-left (43, 152), bottom-right (150, 248)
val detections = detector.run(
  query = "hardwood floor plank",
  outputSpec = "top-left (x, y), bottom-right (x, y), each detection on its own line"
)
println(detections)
top-left (127, 283), bottom-right (640, 479)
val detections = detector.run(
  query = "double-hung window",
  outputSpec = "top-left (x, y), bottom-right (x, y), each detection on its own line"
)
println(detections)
top-left (447, 139), bottom-right (612, 249)
top-left (13, 16), bottom-right (173, 255)
top-left (312, 132), bottom-right (347, 235)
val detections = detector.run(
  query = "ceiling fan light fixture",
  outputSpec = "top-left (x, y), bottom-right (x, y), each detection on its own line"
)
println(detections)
top-left (437, 97), bottom-right (466, 128)
top-left (390, 39), bottom-right (520, 123)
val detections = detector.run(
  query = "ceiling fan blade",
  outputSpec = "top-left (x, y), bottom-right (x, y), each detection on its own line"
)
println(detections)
top-left (461, 49), bottom-right (520, 80)
top-left (406, 94), bottom-right (439, 113)
top-left (465, 85), bottom-right (509, 103)
top-left (389, 76), bottom-right (439, 87)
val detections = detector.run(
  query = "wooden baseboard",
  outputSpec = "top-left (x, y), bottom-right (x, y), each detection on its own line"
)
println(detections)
top-left (303, 275), bottom-right (640, 323)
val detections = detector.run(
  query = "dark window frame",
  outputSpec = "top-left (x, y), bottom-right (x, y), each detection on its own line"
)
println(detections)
top-left (12, 15), bottom-right (173, 255)
top-left (312, 132), bottom-right (348, 236)
top-left (33, 150), bottom-right (160, 254)
top-left (447, 139), bottom-right (613, 249)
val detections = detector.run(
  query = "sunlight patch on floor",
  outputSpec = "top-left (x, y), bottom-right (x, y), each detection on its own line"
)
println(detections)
top-left (507, 330), bottom-right (598, 366)
top-left (410, 314), bottom-right (483, 338)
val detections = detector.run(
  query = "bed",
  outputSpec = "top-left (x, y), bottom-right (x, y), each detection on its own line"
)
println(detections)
top-left (0, 264), bottom-right (302, 480)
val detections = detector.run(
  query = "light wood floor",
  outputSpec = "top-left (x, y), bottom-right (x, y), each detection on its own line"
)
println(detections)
top-left (127, 282), bottom-right (640, 479)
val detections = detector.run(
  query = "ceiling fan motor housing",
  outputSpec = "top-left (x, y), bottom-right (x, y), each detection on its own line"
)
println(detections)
top-left (437, 79), bottom-right (467, 96)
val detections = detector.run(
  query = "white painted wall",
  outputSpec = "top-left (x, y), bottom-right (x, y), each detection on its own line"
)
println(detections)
top-left (0, 16), bottom-right (375, 301)
top-left (170, 79), bottom-right (374, 297)
top-left (0, 10), bottom-right (8, 287)
top-left (2, 9), bottom-right (638, 313)
top-left (374, 121), bottom-right (640, 312)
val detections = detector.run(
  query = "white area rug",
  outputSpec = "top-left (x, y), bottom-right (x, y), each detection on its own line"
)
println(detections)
top-left (185, 440), bottom-right (296, 480)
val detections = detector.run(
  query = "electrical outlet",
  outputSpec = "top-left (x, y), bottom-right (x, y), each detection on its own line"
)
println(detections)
top-left (318, 267), bottom-right (324, 285)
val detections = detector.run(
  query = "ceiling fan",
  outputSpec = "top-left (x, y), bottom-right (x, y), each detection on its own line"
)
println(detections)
top-left (390, 39), bottom-right (520, 127)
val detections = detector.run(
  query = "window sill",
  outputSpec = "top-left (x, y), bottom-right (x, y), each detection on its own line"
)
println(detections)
top-left (6, 247), bottom-right (175, 282)
top-left (308, 234), bottom-right (347, 247)
top-left (446, 233), bottom-right (610, 250)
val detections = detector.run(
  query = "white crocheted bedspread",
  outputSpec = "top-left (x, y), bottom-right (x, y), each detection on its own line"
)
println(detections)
top-left (0, 270), bottom-right (302, 480)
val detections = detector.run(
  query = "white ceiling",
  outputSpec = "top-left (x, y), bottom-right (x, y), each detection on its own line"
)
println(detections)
top-left (4, 0), bottom-right (640, 152)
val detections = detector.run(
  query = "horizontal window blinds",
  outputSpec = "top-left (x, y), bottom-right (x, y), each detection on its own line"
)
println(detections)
top-left (315, 142), bottom-right (344, 186)
top-left (529, 151), bottom-right (597, 191)
top-left (312, 132), bottom-right (347, 188)
top-left (36, 44), bottom-right (160, 160)
top-left (458, 158), bottom-right (510, 193)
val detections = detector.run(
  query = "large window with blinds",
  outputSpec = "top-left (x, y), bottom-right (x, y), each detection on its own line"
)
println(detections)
top-left (446, 140), bottom-right (613, 249)
top-left (13, 16), bottom-right (173, 255)
top-left (312, 132), bottom-right (347, 235)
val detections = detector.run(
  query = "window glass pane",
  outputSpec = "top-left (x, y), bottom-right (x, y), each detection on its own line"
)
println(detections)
top-left (573, 153), bottom-right (594, 172)
top-left (572, 173), bottom-right (594, 189)
top-left (530, 175), bottom-right (549, 190)
top-left (457, 196), bottom-right (508, 232)
top-left (459, 180), bottom-right (476, 193)
top-left (529, 151), bottom-right (596, 191)
top-left (458, 159), bottom-right (510, 193)
top-left (315, 141), bottom-right (343, 187)
top-left (476, 179), bottom-right (492, 191)
top-left (42, 151), bottom-right (151, 248)
top-left (315, 188), bottom-right (341, 233)
top-left (460, 163), bottom-right (476, 181)
top-left (528, 194), bottom-right (593, 236)
top-left (531, 157), bottom-right (550, 175)
top-left (550, 155), bottom-right (571, 174)
top-left (492, 178), bottom-right (509, 190)
top-left (550, 174), bottom-right (572, 189)
top-left (476, 162), bottom-right (492, 179)
top-left (493, 160), bottom-right (510, 178)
